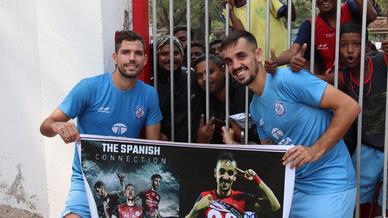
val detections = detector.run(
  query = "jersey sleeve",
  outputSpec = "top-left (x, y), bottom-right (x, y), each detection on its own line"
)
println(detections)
top-left (279, 68), bottom-right (328, 107)
top-left (249, 99), bottom-right (270, 141)
top-left (345, 0), bottom-right (360, 18)
top-left (145, 88), bottom-right (163, 126)
top-left (294, 20), bottom-right (311, 45)
top-left (59, 79), bottom-right (91, 118)
top-left (271, 0), bottom-right (286, 17)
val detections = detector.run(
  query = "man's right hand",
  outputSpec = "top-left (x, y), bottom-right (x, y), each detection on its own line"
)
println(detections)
top-left (264, 48), bottom-right (278, 73)
top-left (51, 121), bottom-right (80, 144)
top-left (194, 194), bottom-right (212, 211)
top-left (289, 43), bottom-right (307, 72)
top-left (196, 115), bottom-right (215, 143)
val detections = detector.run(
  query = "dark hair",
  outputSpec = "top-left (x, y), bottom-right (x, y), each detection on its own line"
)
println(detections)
top-left (125, 183), bottom-right (134, 190)
top-left (173, 25), bottom-right (194, 38)
top-left (217, 152), bottom-right (236, 164)
top-left (193, 55), bottom-right (225, 70)
top-left (94, 181), bottom-right (105, 189)
top-left (221, 30), bottom-right (257, 51)
top-left (191, 41), bottom-right (205, 51)
top-left (151, 174), bottom-right (162, 180)
top-left (210, 39), bottom-right (223, 47)
top-left (340, 21), bottom-right (362, 36)
top-left (340, 20), bottom-right (369, 42)
top-left (114, 30), bottom-right (146, 53)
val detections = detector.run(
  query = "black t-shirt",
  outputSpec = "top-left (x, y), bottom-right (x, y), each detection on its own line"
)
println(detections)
top-left (340, 53), bottom-right (387, 152)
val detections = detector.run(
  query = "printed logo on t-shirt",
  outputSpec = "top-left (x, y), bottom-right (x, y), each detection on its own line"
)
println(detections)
top-left (112, 123), bottom-right (127, 135)
top-left (259, 118), bottom-right (264, 127)
top-left (98, 107), bottom-right (111, 113)
top-left (135, 106), bottom-right (145, 119)
top-left (271, 128), bottom-right (293, 145)
top-left (317, 43), bottom-right (328, 51)
top-left (271, 128), bottom-right (284, 140)
top-left (274, 101), bottom-right (285, 116)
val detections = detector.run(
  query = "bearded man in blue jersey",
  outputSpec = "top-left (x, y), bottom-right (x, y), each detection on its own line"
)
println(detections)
top-left (221, 30), bottom-right (360, 218)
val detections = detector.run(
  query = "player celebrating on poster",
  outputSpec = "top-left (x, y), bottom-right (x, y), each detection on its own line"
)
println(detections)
top-left (139, 174), bottom-right (162, 218)
top-left (112, 183), bottom-right (143, 218)
top-left (185, 152), bottom-right (280, 218)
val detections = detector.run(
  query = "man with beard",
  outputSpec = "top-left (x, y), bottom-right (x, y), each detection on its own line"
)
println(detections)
top-left (39, 30), bottom-right (162, 218)
top-left (112, 184), bottom-right (143, 218)
top-left (221, 30), bottom-right (360, 217)
top-left (338, 21), bottom-right (388, 216)
top-left (139, 174), bottom-right (162, 218)
top-left (153, 35), bottom-right (199, 142)
top-left (185, 152), bottom-right (280, 218)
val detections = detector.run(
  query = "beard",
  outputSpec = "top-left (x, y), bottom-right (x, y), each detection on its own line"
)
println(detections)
top-left (117, 64), bottom-right (140, 79)
top-left (239, 61), bottom-right (259, 86)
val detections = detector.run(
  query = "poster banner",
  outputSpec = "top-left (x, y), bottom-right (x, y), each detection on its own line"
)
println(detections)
top-left (79, 134), bottom-right (295, 218)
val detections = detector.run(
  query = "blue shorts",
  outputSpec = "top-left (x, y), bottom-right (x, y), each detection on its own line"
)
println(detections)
top-left (290, 188), bottom-right (356, 218)
top-left (352, 144), bottom-right (387, 208)
top-left (62, 148), bottom-right (90, 218)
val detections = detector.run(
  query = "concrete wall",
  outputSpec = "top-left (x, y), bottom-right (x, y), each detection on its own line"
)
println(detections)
top-left (0, 0), bottom-right (48, 217)
top-left (0, 0), bottom-right (132, 217)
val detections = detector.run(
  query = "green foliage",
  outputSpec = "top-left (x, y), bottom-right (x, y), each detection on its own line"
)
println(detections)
top-left (149, 0), bottom-right (226, 42)
top-left (373, 0), bottom-right (387, 16)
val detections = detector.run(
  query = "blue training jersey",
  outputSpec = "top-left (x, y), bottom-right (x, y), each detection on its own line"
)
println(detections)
top-left (59, 72), bottom-right (162, 193)
top-left (250, 68), bottom-right (355, 194)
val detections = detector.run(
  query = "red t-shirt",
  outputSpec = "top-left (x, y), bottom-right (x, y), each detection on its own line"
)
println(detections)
top-left (117, 203), bottom-right (143, 218)
top-left (198, 190), bottom-right (256, 218)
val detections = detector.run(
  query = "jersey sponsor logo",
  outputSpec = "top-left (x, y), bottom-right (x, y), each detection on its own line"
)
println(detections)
top-left (271, 128), bottom-right (284, 140)
top-left (135, 106), bottom-right (145, 119)
top-left (98, 107), bottom-right (111, 113)
top-left (259, 118), bottom-right (264, 127)
top-left (112, 123), bottom-right (127, 135)
top-left (325, 33), bottom-right (335, 38)
top-left (317, 43), bottom-right (328, 51)
top-left (271, 128), bottom-right (292, 144)
top-left (274, 101), bottom-right (285, 116)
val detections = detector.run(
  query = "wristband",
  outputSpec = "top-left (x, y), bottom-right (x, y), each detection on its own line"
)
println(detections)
top-left (253, 175), bottom-right (262, 185)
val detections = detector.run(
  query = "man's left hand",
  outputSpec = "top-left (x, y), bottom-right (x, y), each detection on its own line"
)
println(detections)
top-left (281, 145), bottom-right (323, 168)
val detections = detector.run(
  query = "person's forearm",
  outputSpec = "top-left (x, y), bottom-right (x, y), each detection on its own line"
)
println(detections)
top-left (275, 44), bottom-right (300, 66)
top-left (312, 100), bottom-right (359, 157)
top-left (230, 13), bottom-right (245, 31)
top-left (257, 179), bottom-right (281, 211)
top-left (40, 117), bottom-right (57, 137)
top-left (354, 0), bottom-right (377, 24)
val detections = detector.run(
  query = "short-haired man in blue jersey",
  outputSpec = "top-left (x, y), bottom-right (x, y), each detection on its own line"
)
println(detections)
top-left (220, 30), bottom-right (360, 218)
top-left (40, 30), bottom-right (163, 218)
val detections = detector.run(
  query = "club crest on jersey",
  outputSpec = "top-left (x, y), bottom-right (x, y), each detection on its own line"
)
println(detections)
top-left (274, 101), bottom-right (285, 116)
top-left (135, 106), bottom-right (145, 119)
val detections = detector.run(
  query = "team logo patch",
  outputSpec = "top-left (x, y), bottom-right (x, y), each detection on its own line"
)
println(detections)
top-left (135, 106), bottom-right (145, 119)
top-left (135, 211), bottom-right (141, 216)
top-left (274, 101), bottom-right (285, 116)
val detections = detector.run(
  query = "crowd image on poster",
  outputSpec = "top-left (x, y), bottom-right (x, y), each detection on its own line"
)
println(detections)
top-left (79, 134), bottom-right (295, 218)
